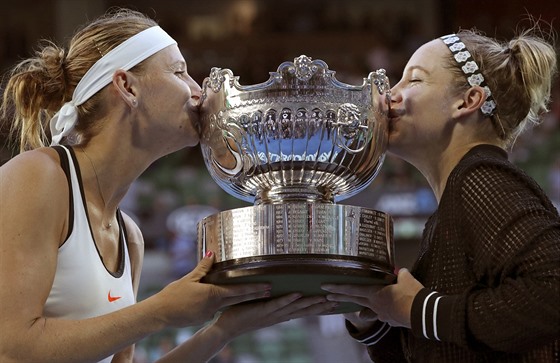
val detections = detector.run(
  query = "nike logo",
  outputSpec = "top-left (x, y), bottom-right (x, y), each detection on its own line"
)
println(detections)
top-left (108, 290), bottom-right (122, 302)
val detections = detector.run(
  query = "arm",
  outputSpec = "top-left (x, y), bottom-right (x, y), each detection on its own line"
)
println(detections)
top-left (0, 150), bottom-right (272, 363)
top-left (322, 269), bottom-right (423, 362)
top-left (347, 320), bottom-right (408, 363)
top-left (343, 310), bottom-right (407, 362)
top-left (157, 293), bottom-right (338, 363)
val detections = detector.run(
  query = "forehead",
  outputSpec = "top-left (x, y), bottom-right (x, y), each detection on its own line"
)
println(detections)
top-left (147, 44), bottom-right (185, 67)
top-left (405, 39), bottom-right (450, 73)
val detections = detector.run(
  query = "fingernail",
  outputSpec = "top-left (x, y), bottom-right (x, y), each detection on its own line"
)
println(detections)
top-left (205, 250), bottom-right (213, 258)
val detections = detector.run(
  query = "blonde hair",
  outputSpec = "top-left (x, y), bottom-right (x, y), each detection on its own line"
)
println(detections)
top-left (1, 8), bottom-right (158, 152)
top-left (445, 24), bottom-right (557, 147)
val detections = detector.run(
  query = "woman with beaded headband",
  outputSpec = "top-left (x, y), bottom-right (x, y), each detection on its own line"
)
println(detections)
top-left (323, 24), bottom-right (559, 362)
top-left (0, 8), bottom-right (337, 363)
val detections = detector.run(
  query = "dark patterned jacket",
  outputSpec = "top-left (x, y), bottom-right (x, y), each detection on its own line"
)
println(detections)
top-left (349, 144), bottom-right (560, 362)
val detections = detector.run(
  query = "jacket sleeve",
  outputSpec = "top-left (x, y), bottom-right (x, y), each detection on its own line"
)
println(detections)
top-left (346, 320), bottom-right (408, 362)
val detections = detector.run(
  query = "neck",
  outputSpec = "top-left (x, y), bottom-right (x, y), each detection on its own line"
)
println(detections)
top-left (394, 142), bottom-right (486, 203)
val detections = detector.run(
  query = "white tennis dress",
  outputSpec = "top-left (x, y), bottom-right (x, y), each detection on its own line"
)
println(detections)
top-left (44, 145), bottom-right (135, 363)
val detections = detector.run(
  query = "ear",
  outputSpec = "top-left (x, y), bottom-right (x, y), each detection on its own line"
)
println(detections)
top-left (112, 69), bottom-right (139, 108)
top-left (451, 85), bottom-right (487, 119)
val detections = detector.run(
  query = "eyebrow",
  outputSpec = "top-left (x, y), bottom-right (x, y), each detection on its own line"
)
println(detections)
top-left (170, 60), bottom-right (187, 69)
top-left (407, 65), bottom-right (430, 74)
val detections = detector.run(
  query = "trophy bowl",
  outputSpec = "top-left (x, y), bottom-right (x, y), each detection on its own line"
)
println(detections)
top-left (197, 55), bottom-right (395, 313)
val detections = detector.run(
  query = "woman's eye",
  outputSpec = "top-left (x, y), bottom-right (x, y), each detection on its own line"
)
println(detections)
top-left (408, 78), bottom-right (421, 86)
top-left (175, 70), bottom-right (187, 77)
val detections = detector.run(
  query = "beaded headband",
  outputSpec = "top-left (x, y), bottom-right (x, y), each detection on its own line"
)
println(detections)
top-left (50, 26), bottom-right (177, 145)
top-left (440, 34), bottom-right (496, 117)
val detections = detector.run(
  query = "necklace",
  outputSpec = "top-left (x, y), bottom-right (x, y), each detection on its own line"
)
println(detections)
top-left (80, 146), bottom-right (112, 229)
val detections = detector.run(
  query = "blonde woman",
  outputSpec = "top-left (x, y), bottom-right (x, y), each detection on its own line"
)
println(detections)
top-left (0, 8), bottom-right (335, 363)
top-left (324, 26), bottom-right (560, 362)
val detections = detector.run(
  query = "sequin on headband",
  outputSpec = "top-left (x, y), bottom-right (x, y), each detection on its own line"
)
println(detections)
top-left (440, 34), bottom-right (497, 117)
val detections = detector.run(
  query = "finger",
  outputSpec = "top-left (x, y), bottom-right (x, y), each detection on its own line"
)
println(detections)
top-left (358, 308), bottom-right (378, 321)
top-left (280, 300), bottom-right (339, 319)
top-left (185, 251), bottom-right (215, 281)
top-left (322, 283), bottom-right (382, 298)
top-left (343, 311), bottom-right (360, 321)
top-left (397, 268), bottom-right (412, 281)
top-left (262, 295), bottom-right (336, 318)
top-left (213, 284), bottom-right (272, 308)
top-left (270, 294), bottom-right (326, 313)
top-left (344, 310), bottom-right (377, 331)
top-left (324, 293), bottom-right (370, 308)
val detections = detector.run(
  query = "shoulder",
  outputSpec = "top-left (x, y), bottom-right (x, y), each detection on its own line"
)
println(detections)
top-left (2, 147), bottom-right (62, 172)
top-left (452, 144), bottom-right (510, 179)
top-left (1, 148), bottom-right (68, 201)
top-left (444, 145), bottom-right (558, 245)
top-left (451, 145), bottom-right (550, 207)
top-left (447, 145), bottom-right (525, 198)
top-left (1, 148), bottom-right (69, 244)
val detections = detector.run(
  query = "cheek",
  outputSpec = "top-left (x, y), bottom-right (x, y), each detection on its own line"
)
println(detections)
top-left (402, 96), bottom-right (420, 117)
top-left (405, 87), bottom-right (443, 117)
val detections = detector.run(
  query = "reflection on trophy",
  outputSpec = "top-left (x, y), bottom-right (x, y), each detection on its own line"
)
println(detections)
top-left (198, 55), bottom-right (394, 312)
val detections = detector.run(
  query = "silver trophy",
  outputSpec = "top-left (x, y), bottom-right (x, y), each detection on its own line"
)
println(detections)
top-left (198, 55), bottom-right (394, 312)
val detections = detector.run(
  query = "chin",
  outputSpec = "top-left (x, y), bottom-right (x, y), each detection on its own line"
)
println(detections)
top-left (387, 131), bottom-right (401, 148)
top-left (188, 140), bottom-right (200, 148)
top-left (386, 134), bottom-right (408, 158)
top-left (182, 131), bottom-right (200, 147)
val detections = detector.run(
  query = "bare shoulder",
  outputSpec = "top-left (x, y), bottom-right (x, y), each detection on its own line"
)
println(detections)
top-left (1, 148), bottom-right (67, 203)
top-left (1, 148), bottom-right (65, 179)
top-left (0, 147), bottom-right (69, 247)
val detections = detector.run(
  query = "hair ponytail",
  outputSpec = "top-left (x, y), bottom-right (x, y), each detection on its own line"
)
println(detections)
top-left (508, 30), bottom-right (557, 129)
top-left (451, 23), bottom-right (557, 147)
top-left (2, 41), bottom-right (70, 151)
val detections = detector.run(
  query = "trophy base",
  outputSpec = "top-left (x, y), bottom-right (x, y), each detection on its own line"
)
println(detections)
top-left (202, 254), bottom-right (396, 313)
top-left (198, 203), bottom-right (395, 313)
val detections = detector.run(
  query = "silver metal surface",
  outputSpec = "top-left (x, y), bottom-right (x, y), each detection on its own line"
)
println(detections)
top-left (197, 55), bottom-right (394, 282)
top-left (199, 55), bottom-right (390, 205)
top-left (199, 203), bottom-right (393, 266)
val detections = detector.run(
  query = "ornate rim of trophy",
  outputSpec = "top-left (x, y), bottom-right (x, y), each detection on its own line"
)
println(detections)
top-left (197, 55), bottom-right (395, 313)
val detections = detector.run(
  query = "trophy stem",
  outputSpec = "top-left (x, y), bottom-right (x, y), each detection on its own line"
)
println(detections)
top-left (255, 185), bottom-right (335, 205)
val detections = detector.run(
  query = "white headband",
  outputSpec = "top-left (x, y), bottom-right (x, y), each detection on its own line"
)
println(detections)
top-left (50, 26), bottom-right (177, 145)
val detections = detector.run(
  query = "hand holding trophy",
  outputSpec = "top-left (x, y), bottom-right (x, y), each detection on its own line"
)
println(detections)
top-left (198, 55), bottom-right (394, 313)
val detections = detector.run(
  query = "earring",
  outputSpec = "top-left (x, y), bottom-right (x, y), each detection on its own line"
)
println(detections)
top-left (132, 99), bottom-right (138, 107)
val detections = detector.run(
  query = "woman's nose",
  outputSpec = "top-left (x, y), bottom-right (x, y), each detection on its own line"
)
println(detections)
top-left (389, 85), bottom-right (401, 104)
top-left (188, 76), bottom-right (202, 99)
